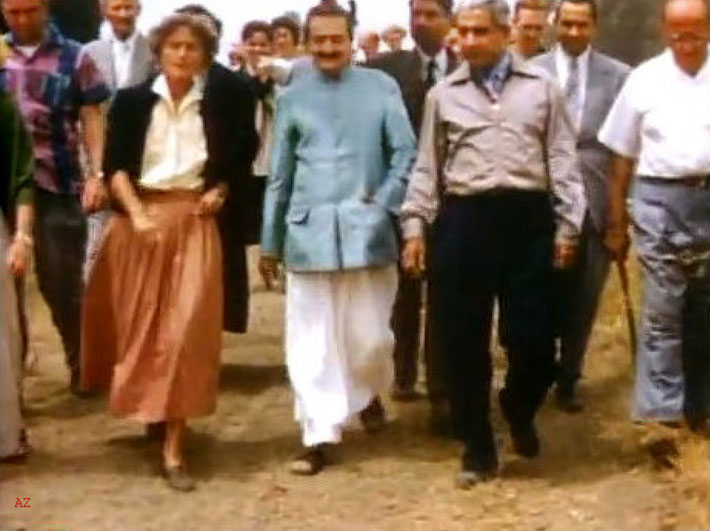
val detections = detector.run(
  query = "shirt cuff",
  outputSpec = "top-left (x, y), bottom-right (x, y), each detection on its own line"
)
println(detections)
top-left (401, 216), bottom-right (425, 240)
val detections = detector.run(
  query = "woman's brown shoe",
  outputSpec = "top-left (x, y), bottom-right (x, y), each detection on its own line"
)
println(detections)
top-left (163, 464), bottom-right (196, 492)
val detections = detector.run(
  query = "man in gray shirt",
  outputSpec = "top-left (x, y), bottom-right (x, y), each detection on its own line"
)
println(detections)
top-left (401, 0), bottom-right (585, 488)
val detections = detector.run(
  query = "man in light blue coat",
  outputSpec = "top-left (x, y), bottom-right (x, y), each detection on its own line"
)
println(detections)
top-left (259, 3), bottom-right (416, 476)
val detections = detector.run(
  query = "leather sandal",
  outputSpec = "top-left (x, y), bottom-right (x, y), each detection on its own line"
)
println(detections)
top-left (289, 445), bottom-right (327, 476)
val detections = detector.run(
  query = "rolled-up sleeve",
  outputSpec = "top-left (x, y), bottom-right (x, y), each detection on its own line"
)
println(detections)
top-left (400, 89), bottom-right (446, 240)
top-left (374, 80), bottom-right (417, 214)
top-left (546, 80), bottom-right (586, 242)
top-left (74, 49), bottom-right (111, 106)
top-left (261, 93), bottom-right (297, 259)
top-left (597, 75), bottom-right (642, 159)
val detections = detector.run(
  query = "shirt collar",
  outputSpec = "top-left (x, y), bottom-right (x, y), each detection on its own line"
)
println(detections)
top-left (152, 73), bottom-right (206, 108)
top-left (6, 23), bottom-right (64, 51)
top-left (469, 51), bottom-right (512, 85)
top-left (314, 63), bottom-right (354, 83)
top-left (555, 44), bottom-right (591, 71)
top-left (110, 28), bottom-right (138, 49)
top-left (417, 46), bottom-right (448, 75)
top-left (449, 51), bottom-right (539, 85)
top-left (664, 46), bottom-right (710, 82)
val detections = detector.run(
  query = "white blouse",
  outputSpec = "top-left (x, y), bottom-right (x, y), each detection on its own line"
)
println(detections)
top-left (139, 74), bottom-right (207, 191)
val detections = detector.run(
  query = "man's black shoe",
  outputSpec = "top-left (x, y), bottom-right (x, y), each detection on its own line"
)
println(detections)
top-left (429, 400), bottom-right (453, 438)
top-left (458, 447), bottom-right (498, 489)
top-left (70, 367), bottom-right (93, 398)
top-left (360, 397), bottom-right (386, 434)
top-left (499, 389), bottom-right (541, 459)
top-left (555, 385), bottom-right (584, 414)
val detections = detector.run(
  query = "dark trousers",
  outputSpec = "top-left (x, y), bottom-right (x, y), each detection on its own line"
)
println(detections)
top-left (243, 176), bottom-right (266, 246)
top-left (682, 273), bottom-right (710, 425)
top-left (391, 233), bottom-right (447, 404)
top-left (554, 216), bottom-right (611, 390)
top-left (34, 189), bottom-right (86, 372)
top-left (433, 192), bottom-right (557, 470)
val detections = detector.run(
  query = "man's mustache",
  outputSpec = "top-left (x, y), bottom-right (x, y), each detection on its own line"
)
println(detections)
top-left (315, 53), bottom-right (344, 60)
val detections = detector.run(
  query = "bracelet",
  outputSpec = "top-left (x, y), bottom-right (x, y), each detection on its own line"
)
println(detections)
top-left (13, 232), bottom-right (34, 247)
top-left (87, 171), bottom-right (105, 181)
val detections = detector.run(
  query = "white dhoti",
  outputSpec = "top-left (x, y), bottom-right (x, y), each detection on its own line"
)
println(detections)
top-left (286, 266), bottom-right (397, 447)
top-left (0, 216), bottom-right (24, 458)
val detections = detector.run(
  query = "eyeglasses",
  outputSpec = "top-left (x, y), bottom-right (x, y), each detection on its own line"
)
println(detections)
top-left (669, 32), bottom-right (709, 45)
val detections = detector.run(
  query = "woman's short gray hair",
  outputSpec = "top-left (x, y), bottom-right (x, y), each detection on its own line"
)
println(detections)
top-left (455, 0), bottom-right (512, 27)
top-left (149, 13), bottom-right (218, 62)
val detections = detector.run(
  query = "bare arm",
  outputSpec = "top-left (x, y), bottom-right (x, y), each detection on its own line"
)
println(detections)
top-left (604, 154), bottom-right (635, 262)
top-left (80, 104), bottom-right (108, 212)
top-left (109, 171), bottom-right (159, 233)
top-left (80, 103), bottom-right (106, 178)
top-left (7, 203), bottom-right (34, 276)
top-left (110, 171), bottom-right (143, 218)
top-left (14, 203), bottom-right (33, 239)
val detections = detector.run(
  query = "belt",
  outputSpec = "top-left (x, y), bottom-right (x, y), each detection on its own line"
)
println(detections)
top-left (639, 175), bottom-right (710, 188)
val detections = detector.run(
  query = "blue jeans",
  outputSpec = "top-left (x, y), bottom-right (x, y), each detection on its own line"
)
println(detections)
top-left (632, 177), bottom-right (710, 424)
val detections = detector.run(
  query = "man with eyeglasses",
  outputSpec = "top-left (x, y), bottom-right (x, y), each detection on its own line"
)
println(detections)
top-left (600, 0), bottom-right (710, 456)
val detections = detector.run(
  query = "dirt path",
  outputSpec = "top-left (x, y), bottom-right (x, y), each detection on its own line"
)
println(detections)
top-left (1, 255), bottom-right (708, 531)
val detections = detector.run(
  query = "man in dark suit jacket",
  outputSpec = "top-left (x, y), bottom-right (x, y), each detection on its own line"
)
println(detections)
top-left (532, 0), bottom-right (630, 412)
top-left (369, 0), bottom-right (458, 434)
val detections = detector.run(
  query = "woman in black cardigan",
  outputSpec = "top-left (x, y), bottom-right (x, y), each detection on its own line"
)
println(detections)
top-left (81, 13), bottom-right (257, 492)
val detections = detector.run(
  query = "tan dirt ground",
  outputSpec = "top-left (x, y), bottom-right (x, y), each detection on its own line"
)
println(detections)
top-left (1, 252), bottom-right (708, 531)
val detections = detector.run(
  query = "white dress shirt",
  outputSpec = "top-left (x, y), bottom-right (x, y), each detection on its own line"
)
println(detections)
top-left (139, 75), bottom-right (207, 191)
top-left (417, 47), bottom-right (448, 83)
top-left (111, 30), bottom-right (138, 89)
top-left (555, 44), bottom-right (590, 130)
top-left (598, 48), bottom-right (710, 177)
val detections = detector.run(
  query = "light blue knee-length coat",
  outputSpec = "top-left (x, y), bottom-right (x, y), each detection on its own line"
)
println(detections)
top-left (260, 65), bottom-right (417, 273)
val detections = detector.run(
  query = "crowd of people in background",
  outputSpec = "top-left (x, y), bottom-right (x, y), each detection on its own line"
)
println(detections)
top-left (1, 0), bottom-right (710, 495)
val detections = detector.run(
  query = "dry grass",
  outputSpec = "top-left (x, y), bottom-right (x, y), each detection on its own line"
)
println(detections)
top-left (0, 251), bottom-right (708, 531)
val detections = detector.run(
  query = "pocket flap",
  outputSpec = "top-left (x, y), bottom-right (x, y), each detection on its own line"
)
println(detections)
top-left (286, 209), bottom-right (310, 224)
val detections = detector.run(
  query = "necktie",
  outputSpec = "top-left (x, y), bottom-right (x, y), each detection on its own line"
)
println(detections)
top-left (425, 59), bottom-right (437, 89)
top-left (566, 56), bottom-right (581, 126)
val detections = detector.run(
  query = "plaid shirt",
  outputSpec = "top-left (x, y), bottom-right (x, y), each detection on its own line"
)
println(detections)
top-left (0, 25), bottom-right (110, 195)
